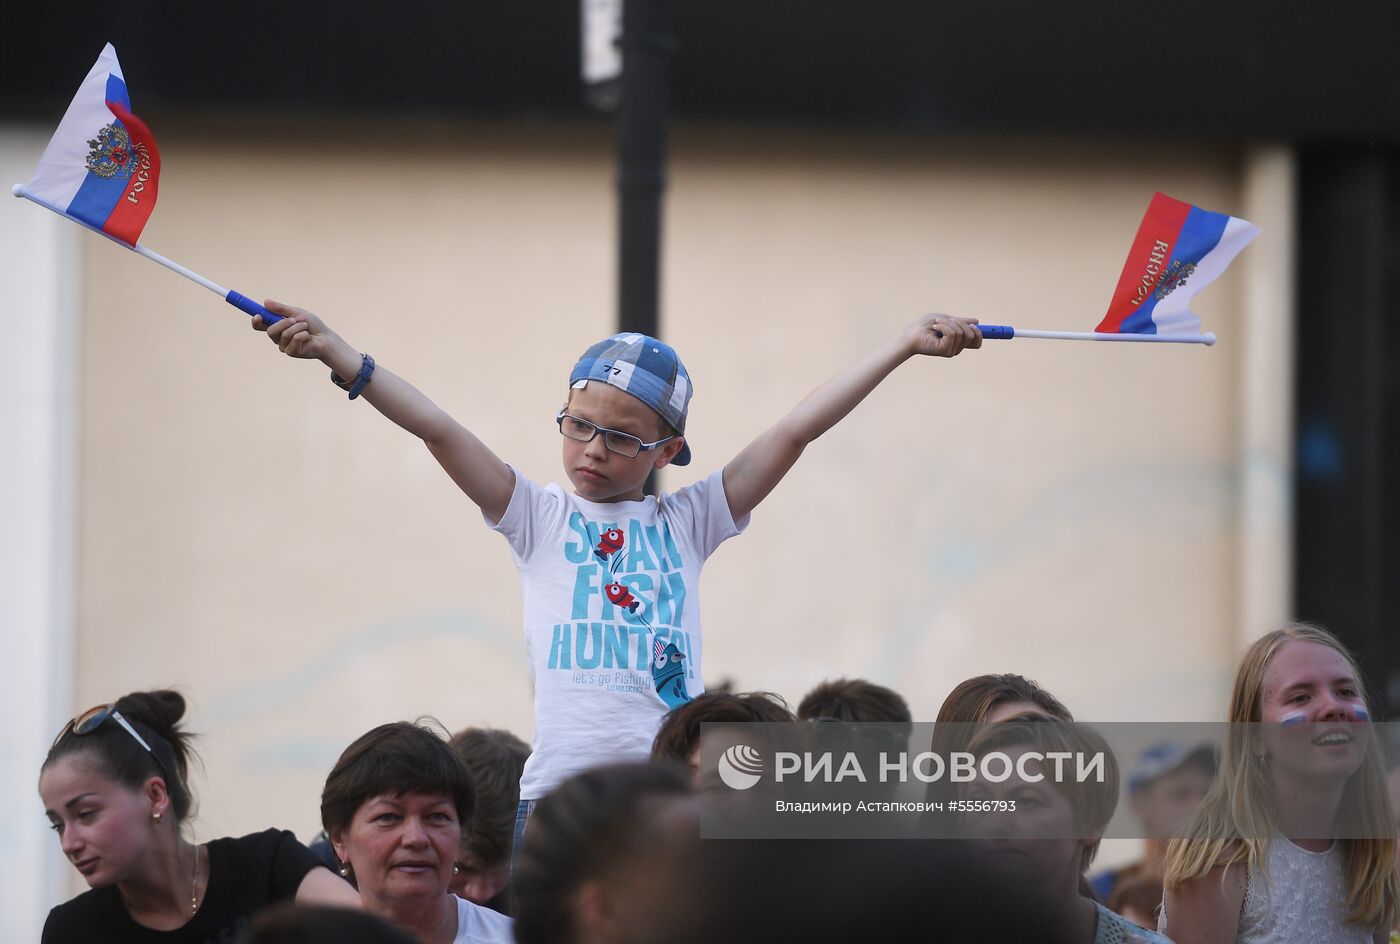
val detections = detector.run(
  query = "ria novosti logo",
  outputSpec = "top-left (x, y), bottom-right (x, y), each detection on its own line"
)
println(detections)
top-left (717, 744), bottom-right (763, 790)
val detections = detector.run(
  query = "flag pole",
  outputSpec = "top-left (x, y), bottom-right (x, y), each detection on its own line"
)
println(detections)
top-left (975, 324), bottom-right (1216, 345)
top-left (11, 184), bottom-right (282, 323)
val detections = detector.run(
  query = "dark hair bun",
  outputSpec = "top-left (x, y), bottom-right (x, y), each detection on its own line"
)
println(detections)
top-left (116, 689), bottom-right (187, 736)
top-left (115, 689), bottom-right (196, 817)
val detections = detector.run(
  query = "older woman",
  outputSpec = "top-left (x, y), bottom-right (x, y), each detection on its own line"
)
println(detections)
top-left (323, 721), bottom-right (515, 944)
top-left (962, 719), bottom-right (1170, 943)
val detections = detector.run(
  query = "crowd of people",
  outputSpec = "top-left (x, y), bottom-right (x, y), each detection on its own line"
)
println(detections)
top-left (36, 311), bottom-right (1396, 941)
top-left (40, 625), bottom-right (1395, 943)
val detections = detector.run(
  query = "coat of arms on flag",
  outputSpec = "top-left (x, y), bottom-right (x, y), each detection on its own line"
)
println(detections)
top-left (18, 43), bottom-right (161, 246)
top-left (13, 42), bottom-right (284, 326)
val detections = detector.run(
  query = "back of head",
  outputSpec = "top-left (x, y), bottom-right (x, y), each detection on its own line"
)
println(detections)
top-left (797, 677), bottom-right (912, 724)
top-left (926, 674), bottom-right (1074, 816)
top-left (239, 903), bottom-right (418, 944)
top-left (448, 727), bottom-right (530, 871)
top-left (321, 720), bottom-right (474, 840)
top-left (930, 673), bottom-right (1073, 777)
top-left (653, 838), bottom-right (1053, 944)
top-left (512, 763), bottom-right (690, 944)
top-left (43, 689), bottom-right (197, 822)
top-left (937, 673), bottom-right (1073, 726)
top-left (651, 691), bottom-right (793, 765)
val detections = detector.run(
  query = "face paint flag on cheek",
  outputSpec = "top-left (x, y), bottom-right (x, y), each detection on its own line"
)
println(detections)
top-left (12, 43), bottom-right (285, 326)
top-left (1280, 711), bottom-right (1308, 726)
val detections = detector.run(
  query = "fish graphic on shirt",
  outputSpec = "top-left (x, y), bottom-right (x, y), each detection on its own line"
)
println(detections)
top-left (605, 581), bottom-right (652, 629)
top-left (605, 582), bottom-right (640, 612)
top-left (652, 640), bottom-right (690, 709)
top-left (595, 528), bottom-right (625, 572)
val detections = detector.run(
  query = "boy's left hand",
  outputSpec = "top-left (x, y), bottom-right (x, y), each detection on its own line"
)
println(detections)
top-left (905, 313), bottom-right (982, 358)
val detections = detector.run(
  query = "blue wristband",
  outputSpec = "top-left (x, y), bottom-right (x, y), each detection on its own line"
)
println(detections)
top-left (330, 353), bottom-right (375, 400)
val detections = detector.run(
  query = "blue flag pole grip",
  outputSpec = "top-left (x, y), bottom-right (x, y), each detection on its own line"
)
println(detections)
top-left (226, 290), bottom-right (283, 324)
top-left (975, 324), bottom-right (1015, 340)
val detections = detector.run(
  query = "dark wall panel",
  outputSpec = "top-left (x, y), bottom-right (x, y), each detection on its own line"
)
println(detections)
top-left (1294, 149), bottom-right (1400, 707)
top-left (3, 2), bottom-right (1397, 141)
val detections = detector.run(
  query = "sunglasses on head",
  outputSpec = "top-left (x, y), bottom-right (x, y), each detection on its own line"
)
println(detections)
top-left (53, 704), bottom-right (171, 781)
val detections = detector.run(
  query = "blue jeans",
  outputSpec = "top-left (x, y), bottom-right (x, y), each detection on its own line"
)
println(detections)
top-left (510, 798), bottom-right (538, 880)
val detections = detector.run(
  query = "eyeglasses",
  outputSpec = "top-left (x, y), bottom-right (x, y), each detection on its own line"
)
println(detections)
top-left (52, 704), bottom-right (170, 780)
top-left (556, 411), bottom-right (675, 459)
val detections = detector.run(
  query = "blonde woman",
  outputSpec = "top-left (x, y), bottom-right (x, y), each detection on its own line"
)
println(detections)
top-left (1160, 624), bottom-right (1398, 943)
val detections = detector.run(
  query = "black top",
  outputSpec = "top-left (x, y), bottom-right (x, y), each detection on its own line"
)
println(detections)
top-left (42, 828), bottom-right (321, 944)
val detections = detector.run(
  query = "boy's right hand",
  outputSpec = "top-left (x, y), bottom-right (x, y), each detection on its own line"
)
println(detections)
top-left (251, 300), bottom-right (355, 369)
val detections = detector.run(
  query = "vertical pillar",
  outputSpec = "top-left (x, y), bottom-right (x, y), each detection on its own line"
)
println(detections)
top-left (0, 128), bottom-right (82, 937)
top-left (1237, 147), bottom-right (1297, 647)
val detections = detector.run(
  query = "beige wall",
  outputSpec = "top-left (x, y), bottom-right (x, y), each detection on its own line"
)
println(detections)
top-left (56, 120), bottom-right (1282, 863)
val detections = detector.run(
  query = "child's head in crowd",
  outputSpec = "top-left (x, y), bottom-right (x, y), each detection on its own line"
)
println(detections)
top-left (560, 334), bottom-right (693, 503)
top-left (512, 763), bottom-right (692, 944)
top-left (651, 691), bottom-right (793, 785)
top-left (797, 677), bottom-right (911, 723)
top-left (938, 673), bottom-right (1073, 726)
top-left (447, 727), bottom-right (530, 904)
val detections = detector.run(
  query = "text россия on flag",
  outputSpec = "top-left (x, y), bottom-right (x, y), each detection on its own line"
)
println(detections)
top-left (22, 43), bottom-right (160, 246)
top-left (1097, 192), bottom-right (1260, 338)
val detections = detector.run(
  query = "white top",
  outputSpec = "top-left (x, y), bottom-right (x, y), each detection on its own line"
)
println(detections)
top-left (1094, 902), bottom-right (1171, 944)
top-left (453, 895), bottom-right (515, 944)
top-left (1158, 836), bottom-right (1372, 943)
top-left (493, 468), bottom-right (746, 799)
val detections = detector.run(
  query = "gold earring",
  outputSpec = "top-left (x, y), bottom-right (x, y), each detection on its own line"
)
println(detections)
top-left (152, 811), bottom-right (162, 824)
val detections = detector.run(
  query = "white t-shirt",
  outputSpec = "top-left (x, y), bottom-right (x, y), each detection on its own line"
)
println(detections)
top-left (453, 895), bottom-right (515, 944)
top-left (493, 468), bottom-right (747, 800)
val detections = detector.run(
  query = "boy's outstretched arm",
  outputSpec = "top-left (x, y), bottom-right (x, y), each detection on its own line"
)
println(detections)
top-left (722, 313), bottom-right (980, 522)
top-left (253, 300), bottom-right (516, 525)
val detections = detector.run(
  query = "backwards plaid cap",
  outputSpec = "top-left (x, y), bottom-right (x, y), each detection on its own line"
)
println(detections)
top-left (569, 333), bottom-right (693, 466)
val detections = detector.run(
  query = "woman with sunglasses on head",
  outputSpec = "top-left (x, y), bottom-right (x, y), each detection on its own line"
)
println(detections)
top-left (38, 689), bottom-right (358, 942)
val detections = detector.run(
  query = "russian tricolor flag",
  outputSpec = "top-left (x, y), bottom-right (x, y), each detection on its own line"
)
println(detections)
top-left (22, 44), bottom-right (161, 246)
top-left (1097, 192), bottom-right (1259, 336)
